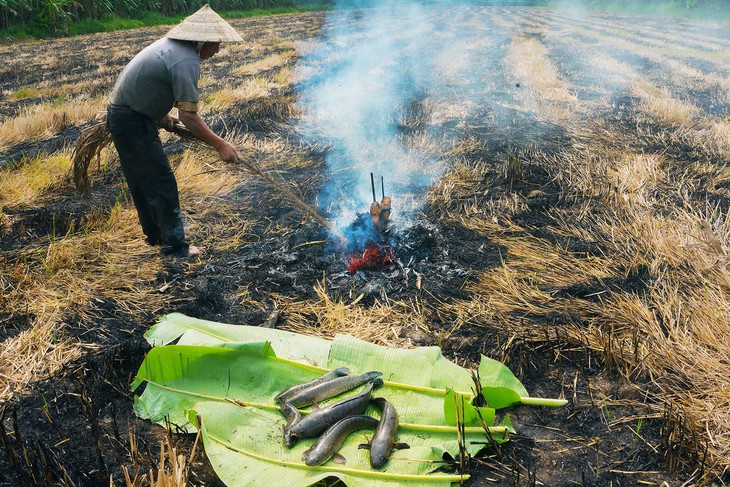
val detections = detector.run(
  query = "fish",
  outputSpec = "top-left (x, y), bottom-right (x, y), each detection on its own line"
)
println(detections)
top-left (370, 397), bottom-right (400, 468)
top-left (285, 371), bottom-right (382, 408)
top-left (290, 378), bottom-right (383, 439)
top-left (301, 415), bottom-right (379, 466)
top-left (279, 401), bottom-right (301, 448)
top-left (274, 367), bottom-right (350, 403)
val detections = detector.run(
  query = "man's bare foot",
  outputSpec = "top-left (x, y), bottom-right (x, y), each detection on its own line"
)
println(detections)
top-left (187, 245), bottom-right (204, 257)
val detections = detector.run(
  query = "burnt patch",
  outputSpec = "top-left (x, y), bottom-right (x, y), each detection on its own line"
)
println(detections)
top-left (0, 312), bottom-right (33, 342)
top-left (1, 206), bottom-right (81, 244)
top-left (210, 94), bottom-right (297, 136)
top-left (327, 220), bottom-right (505, 305)
top-left (437, 328), bottom-right (673, 487)
top-left (0, 124), bottom-right (84, 170)
top-left (185, 279), bottom-right (232, 317)
top-left (0, 319), bottom-right (158, 486)
top-left (551, 264), bottom-right (651, 301)
top-left (0, 182), bottom-right (124, 250)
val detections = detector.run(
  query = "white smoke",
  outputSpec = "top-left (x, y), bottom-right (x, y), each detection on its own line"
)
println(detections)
top-left (294, 1), bottom-right (488, 235)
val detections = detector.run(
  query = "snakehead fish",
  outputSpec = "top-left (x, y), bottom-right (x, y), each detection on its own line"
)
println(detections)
top-left (286, 371), bottom-right (382, 407)
top-left (279, 401), bottom-right (301, 448)
top-left (290, 378), bottom-right (382, 439)
top-left (301, 415), bottom-right (379, 466)
top-left (274, 367), bottom-right (350, 404)
top-left (370, 397), bottom-right (399, 468)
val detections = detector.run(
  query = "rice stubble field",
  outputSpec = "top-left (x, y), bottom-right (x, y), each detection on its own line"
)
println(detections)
top-left (0, 6), bottom-right (729, 486)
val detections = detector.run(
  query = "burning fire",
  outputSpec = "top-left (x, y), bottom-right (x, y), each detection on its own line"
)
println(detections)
top-left (347, 241), bottom-right (398, 273)
top-left (345, 174), bottom-right (398, 274)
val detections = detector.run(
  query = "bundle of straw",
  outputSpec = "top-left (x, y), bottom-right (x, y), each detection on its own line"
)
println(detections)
top-left (72, 115), bottom-right (206, 195)
top-left (71, 115), bottom-right (346, 243)
top-left (72, 118), bottom-right (113, 196)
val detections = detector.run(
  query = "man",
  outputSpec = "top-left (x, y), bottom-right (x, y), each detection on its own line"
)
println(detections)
top-left (107, 5), bottom-right (241, 257)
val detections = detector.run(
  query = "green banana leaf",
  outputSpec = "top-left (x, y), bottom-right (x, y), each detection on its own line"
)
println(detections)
top-left (132, 344), bottom-right (508, 485)
top-left (144, 312), bottom-right (331, 365)
top-left (143, 313), bottom-right (566, 408)
top-left (329, 334), bottom-right (473, 391)
top-left (188, 404), bottom-right (474, 487)
top-left (132, 344), bottom-right (508, 434)
top-left (133, 315), bottom-right (565, 486)
top-left (443, 389), bottom-right (495, 427)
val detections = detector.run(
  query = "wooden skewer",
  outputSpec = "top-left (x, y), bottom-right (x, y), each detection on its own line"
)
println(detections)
top-left (370, 172), bottom-right (377, 203)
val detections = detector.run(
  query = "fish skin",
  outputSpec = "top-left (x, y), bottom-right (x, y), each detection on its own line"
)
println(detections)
top-left (290, 379), bottom-right (382, 438)
top-left (274, 367), bottom-right (350, 403)
top-left (370, 397), bottom-right (399, 468)
top-left (279, 401), bottom-right (301, 448)
top-left (301, 415), bottom-right (379, 466)
top-left (286, 371), bottom-right (382, 407)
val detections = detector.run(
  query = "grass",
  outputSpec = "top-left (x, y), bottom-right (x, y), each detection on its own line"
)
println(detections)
top-left (0, 5), bottom-right (331, 41)
top-left (12, 86), bottom-right (39, 100)
top-left (277, 278), bottom-right (432, 348)
top-left (0, 138), bottom-right (262, 399)
top-left (0, 150), bottom-right (76, 207)
top-left (445, 110), bottom-right (730, 471)
top-left (631, 82), bottom-right (700, 126)
top-left (0, 204), bottom-right (162, 400)
top-left (116, 427), bottom-right (201, 487)
top-left (505, 35), bottom-right (580, 123)
top-left (234, 51), bottom-right (297, 77)
top-left (203, 78), bottom-right (274, 111)
top-left (554, 0), bottom-right (730, 22)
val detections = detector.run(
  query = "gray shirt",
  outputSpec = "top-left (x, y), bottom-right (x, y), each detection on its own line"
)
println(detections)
top-left (110, 37), bottom-right (200, 120)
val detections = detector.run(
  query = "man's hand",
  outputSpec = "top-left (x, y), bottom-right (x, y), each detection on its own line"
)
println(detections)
top-left (178, 109), bottom-right (239, 163)
top-left (215, 140), bottom-right (239, 163)
top-left (161, 113), bottom-right (180, 132)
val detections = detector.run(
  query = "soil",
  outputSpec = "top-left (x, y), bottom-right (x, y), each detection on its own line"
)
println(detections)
top-left (1, 7), bottom-right (728, 487)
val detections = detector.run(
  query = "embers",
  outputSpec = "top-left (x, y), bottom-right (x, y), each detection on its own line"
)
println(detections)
top-left (347, 240), bottom-right (398, 274)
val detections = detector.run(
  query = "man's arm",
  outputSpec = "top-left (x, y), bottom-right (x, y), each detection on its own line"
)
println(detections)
top-left (178, 109), bottom-right (239, 163)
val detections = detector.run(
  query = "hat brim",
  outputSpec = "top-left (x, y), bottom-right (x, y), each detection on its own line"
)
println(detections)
top-left (166, 5), bottom-right (243, 43)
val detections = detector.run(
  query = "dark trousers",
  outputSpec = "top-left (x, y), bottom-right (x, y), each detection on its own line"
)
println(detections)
top-left (107, 105), bottom-right (189, 256)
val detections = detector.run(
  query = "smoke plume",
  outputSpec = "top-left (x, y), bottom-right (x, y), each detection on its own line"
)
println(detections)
top-left (295, 1), bottom-right (492, 238)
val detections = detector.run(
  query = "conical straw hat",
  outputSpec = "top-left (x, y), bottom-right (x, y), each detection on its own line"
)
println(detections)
top-left (166, 4), bottom-right (243, 42)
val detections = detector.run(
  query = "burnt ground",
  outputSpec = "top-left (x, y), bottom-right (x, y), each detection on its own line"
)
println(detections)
top-left (2, 7), bottom-right (729, 487)
top-left (0, 222), bottom-right (683, 487)
top-left (0, 135), bottom-right (691, 487)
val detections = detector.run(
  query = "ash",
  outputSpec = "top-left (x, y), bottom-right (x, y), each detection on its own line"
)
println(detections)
top-left (326, 218), bottom-right (499, 305)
